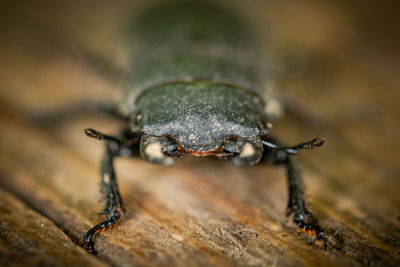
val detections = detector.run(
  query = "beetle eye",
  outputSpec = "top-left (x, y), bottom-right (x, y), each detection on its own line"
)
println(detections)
top-left (235, 142), bottom-right (263, 165)
top-left (140, 135), bottom-right (177, 165)
top-left (238, 142), bottom-right (257, 158)
top-left (223, 136), bottom-right (263, 165)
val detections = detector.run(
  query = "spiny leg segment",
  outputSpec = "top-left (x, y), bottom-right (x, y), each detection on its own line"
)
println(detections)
top-left (262, 137), bottom-right (326, 248)
top-left (81, 128), bottom-right (140, 254)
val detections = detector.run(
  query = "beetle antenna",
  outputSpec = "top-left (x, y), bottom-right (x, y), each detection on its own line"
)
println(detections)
top-left (85, 128), bottom-right (121, 143)
top-left (262, 138), bottom-right (324, 155)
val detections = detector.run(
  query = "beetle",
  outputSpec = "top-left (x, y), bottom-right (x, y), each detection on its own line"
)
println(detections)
top-left (81, 2), bottom-right (326, 253)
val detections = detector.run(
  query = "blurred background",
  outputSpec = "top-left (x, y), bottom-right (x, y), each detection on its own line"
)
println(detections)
top-left (0, 0), bottom-right (399, 266)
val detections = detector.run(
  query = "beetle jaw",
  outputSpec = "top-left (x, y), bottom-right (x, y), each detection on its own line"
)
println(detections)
top-left (140, 134), bottom-right (226, 165)
top-left (140, 134), bottom-right (263, 165)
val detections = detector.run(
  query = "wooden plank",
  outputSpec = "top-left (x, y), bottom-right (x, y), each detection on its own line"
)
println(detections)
top-left (0, 109), bottom-right (398, 266)
top-left (0, 187), bottom-right (106, 267)
top-left (0, 115), bottom-right (309, 266)
top-left (0, 0), bottom-right (399, 266)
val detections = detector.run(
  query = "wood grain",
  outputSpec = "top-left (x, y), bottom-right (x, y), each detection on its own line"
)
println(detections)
top-left (0, 0), bottom-right (398, 266)
top-left (0, 187), bottom-right (106, 267)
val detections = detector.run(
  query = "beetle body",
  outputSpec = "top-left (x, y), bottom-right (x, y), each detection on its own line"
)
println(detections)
top-left (81, 2), bottom-right (326, 253)
top-left (119, 2), bottom-right (274, 165)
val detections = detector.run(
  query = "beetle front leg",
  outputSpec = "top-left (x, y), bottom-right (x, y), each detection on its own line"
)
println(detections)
top-left (81, 128), bottom-right (139, 254)
top-left (284, 157), bottom-right (326, 247)
top-left (261, 138), bottom-right (326, 248)
top-left (98, 143), bottom-right (126, 216)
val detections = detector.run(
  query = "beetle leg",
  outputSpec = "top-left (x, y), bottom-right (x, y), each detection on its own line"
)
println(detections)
top-left (284, 157), bottom-right (326, 248)
top-left (81, 128), bottom-right (140, 254)
top-left (261, 138), bottom-right (326, 248)
top-left (262, 138), bottom-right (324, 155)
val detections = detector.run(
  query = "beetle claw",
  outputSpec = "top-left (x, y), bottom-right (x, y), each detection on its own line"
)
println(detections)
top-left (81, 211), bottom-right (121, 254)
top-left (285, 205), bottom-right (326, 249)
top-left (293, 213), bottom-right (326, 249)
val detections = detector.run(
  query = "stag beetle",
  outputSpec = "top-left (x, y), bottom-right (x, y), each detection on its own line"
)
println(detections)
top-left (81, 2), bottom-right (326, 253)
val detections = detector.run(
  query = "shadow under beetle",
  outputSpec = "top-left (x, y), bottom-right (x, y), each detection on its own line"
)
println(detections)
top-left (81, 2), bottom-right (326, 253)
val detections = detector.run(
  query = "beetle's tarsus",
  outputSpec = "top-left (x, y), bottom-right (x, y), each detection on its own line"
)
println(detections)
top-left (287, 206), bottom-right (327, 249)
top-left (81, 210), bottom-right (121, 254)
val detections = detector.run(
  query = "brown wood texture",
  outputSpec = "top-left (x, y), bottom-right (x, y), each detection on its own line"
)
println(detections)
top-left (0, 1), bottom-right (399, 266)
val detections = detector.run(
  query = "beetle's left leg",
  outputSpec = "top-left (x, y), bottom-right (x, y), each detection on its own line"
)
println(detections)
top-left (81, 128), bottom-right (140, 254)
top-left (261, 137), bottom-right (326, 248)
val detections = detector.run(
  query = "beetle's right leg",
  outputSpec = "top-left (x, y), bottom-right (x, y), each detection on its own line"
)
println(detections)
top-left (81, 128), bottom-right (140, 254)
top-left (261, 137), bottom-right (326, 248)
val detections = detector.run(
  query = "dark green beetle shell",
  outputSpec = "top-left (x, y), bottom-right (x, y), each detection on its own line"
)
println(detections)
top-left (119, 2), bottom-right (274, 160)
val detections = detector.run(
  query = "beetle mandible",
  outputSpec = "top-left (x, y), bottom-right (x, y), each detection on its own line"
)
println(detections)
top-left (81, 2), bottom-right (326, 253)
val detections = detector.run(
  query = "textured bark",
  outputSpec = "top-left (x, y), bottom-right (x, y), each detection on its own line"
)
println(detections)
top-left (0, 1), bottom-right (398, 266)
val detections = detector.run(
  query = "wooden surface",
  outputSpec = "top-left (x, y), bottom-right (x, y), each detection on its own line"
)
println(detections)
top-left (0, 0), bottom-right (399, 266)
